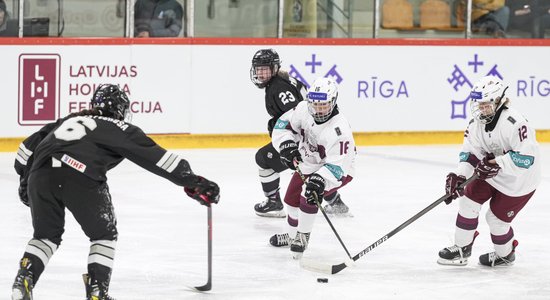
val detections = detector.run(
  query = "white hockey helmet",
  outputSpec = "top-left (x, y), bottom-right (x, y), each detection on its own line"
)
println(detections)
top-left (307, 77), bottom-right (338, 123)
top-left (470, 75), bottom-right (508, 124)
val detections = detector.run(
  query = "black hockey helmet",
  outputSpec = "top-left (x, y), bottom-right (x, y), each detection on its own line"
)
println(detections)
top-left (91, 84), bottom-right (131, 121)
top-left (250, 49), bottom-right (281, 88)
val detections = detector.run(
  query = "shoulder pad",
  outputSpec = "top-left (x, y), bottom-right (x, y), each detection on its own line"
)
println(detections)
top-left (277, 70), bottom-right (290, 81)
top-left (468, 119), bottom-right (474, 125)
top-left (507, 116), bottom-right (516, 124)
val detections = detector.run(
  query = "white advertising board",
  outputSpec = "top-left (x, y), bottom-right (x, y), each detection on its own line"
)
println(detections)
top-left (1, 44), bottom-right (192, 137)
top-left (1, 42), bottom-right (549, 137)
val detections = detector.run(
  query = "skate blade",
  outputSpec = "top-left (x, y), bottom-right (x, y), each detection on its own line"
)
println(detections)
top-left (291, 252), bottom-right (304, 260)
top-left (437, 257), bottom-right (469, 266)
top-left (269, 243), bottom-right (290, 248)
top-left (255, 211), bottom-right (286, 218)
top-left (326, 212), bottom-right (354, 218)
top-left (478, 261), bottom-right (515, 268)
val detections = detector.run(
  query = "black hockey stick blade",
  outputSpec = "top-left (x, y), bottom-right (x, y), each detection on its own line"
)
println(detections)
top-left (301, 174), bottom-right (478, 274)
top-left (193, 205), bottom-right (212, 291)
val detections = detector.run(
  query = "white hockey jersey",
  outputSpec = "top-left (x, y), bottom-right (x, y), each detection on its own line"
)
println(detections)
top-left (456, 106), bottom-right (541, 196)
top-left (272, 101), bottom-right (356, 191)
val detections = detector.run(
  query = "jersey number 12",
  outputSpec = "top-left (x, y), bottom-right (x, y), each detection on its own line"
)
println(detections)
top-left (518, 125), bottom-right (528, 142)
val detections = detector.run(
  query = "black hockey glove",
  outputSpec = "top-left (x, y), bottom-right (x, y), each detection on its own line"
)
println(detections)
top-left (279, 140), bottom-right (302, 170)
top-left (475, 154), bottom-right (500, 180)
top-left (305, 173), bottom-right (326, 205)
top-left (444, 172), bottom-right (466, 204)
top-left (18, 177), bottom-right (29, 207)
top-left (184, 176), bottom-right (220, 207)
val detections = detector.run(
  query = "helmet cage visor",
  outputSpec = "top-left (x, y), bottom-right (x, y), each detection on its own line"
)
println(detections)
top-left (469, 85), bottom-right (507, 124)
top-left (470, 98), bottom-right (497, 124)
top-left (250, 65), bottom-right (275, 88)
top-left (307, 91), bottom-right (336, 122)
top-left (250, 49), bottom-right (280, 88)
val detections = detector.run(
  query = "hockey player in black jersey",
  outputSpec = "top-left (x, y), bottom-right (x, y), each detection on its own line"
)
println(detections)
top-left (250, 49), bottom-right (306, 217)
top-left (250, 49), bottom-right (349, 217)
top-left (11, 84), bottom-right (220, 300)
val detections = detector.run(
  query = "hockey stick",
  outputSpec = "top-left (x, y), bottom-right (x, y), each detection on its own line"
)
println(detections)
top-left (294, 162), bottom-right (353, 260)
top-left (193, 205), bottom-right (212, 291)
top-left (300, 174), bottom-right (479, 274)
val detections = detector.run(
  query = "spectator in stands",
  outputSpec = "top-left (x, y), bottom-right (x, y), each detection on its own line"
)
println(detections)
top-left (457, 0), bottom-right (510, 37)
top-left (0, 0), bottom-right (9, 34)
top-left (134, 0), bottom-right (184, 37)
top-left (507, 0), bottom-right (550, 38)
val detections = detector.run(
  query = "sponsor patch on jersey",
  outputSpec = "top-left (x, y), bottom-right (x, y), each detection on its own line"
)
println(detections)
top-left (61, 154), bottom-right (87, 172)
top-left (274, 119), bottom-right (289, 130)
top-left (508, 151), bottom-right (534, 169)
top-left (507, 116), bottom-right (516, 124)
top-left (459, 152), bottom-right (470, 162)
top-left (323, 163), bottom-right (344, 180)
top-left (335, 127), bottom-right (342, 136)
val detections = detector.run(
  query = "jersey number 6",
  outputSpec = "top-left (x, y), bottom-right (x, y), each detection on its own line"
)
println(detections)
top-left (54, 117), bottom-right (98, 141)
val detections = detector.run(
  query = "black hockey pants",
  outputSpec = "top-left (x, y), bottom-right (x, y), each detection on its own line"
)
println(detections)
top-left (28, 164), bottom-right (118, 246)
top-left (255, 142), bottom-right (288, 173)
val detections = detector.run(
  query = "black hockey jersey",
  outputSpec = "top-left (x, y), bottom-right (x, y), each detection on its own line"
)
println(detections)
top-left (15, 115), bottom-right (198, 187)
top-left (264, 73), bottom-right (307, 135)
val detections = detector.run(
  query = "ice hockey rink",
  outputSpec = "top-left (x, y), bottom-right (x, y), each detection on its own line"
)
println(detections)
top-left (1, 145), bottom-right (549, 300)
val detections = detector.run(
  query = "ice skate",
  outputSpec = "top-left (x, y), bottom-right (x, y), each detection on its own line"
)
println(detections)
top-left (290, 232), bottom-right (310, 260)
top-left (479, 240), bottom-right (518, 267)
top-left (254, 194), bottom-right (285, 218)
top-left (437, 231), bottom-right (479, 266)
top-left (83, 273), bottom-right (115, 300)
top-left (11, 258), bottom-right (34, 300)
top-left (323, 194), bottom-right (352, 217)
top-left (270, 233), bottom-right (291, 247)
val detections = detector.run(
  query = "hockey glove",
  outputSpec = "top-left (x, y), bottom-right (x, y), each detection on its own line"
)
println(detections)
top-left (305, 173), bottom-right (326, 205)
top-left (444, 172), bottom-right (466, 204)
top-left (475, 154), bottom-right (501, 180)
top-left (184, 176), bottom-right (220, 207)
top-left (279, 140), bottom-right (302, 170)
top-left (18, 177), bottom-right (29, 207)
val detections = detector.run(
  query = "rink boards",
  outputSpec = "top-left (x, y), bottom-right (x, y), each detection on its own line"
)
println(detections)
top-left (0, 38), bottom-right (549, 150)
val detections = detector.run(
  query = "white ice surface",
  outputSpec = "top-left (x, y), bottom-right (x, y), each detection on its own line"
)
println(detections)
top-left (1, 145), bottom-right (549, 300)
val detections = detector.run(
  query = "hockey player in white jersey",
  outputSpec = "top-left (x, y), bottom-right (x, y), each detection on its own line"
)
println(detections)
top-left (438, 76), bottom-right (541, 267)
top-left (269, 77), bottom-right (356, 259)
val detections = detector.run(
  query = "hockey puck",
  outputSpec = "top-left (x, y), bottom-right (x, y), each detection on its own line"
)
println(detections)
top-left (317, 278), bottom-right (328, 283)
